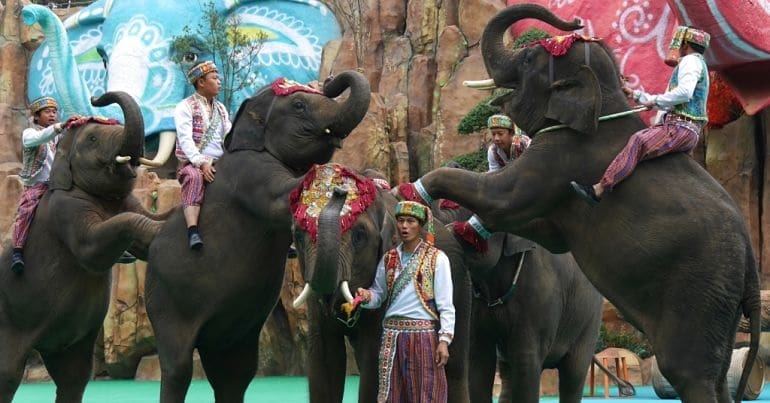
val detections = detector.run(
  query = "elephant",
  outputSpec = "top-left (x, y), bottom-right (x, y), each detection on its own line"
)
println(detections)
top-left (22, 0), bottom-right (340, 163)
top-left (0, 92), bottom-right (166, 403)
top-left (465, 232), bottom-right (602, 403)
top-left (144, 71), bottom-right (371, 403)
top-left (410, 4), bottom-right (761, 403)
top-left (290, 167), bottom-right (472, 403)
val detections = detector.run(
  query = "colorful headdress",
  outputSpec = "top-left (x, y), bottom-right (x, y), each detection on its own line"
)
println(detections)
top-left (29, 96), bottom-right (58, 114)
top-left (666, 26), bottom-right (710, 66)
top-left (395, 200), bottom-right (435, 244)
top-left (487, 114), bottom-right (513, 130)
top-left (187, 61), bottom-right (218, 84)
top-left (271, 77), bottom-right (323, 96)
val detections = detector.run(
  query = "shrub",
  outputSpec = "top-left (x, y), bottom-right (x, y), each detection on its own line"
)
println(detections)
top-left (596, 324), bottom-right (653, 358)
top-left (445, 150), bottom-right (488, 172)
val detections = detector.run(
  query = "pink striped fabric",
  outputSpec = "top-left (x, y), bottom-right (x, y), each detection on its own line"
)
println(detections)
top-left (378, 318), bottom-right (447, 403)
top-left (600, 122), bottom-right (699, 190)
top-left (12, 182), bottom-right (49, 249)
top-left (177, 163), bottom-right (206, 207)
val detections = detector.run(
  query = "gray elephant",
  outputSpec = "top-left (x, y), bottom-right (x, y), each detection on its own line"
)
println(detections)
top-left (411, 4), bottom-right (760, 403)
top-left (465, 232), bottom-right (602, 403)
top-left (144, 71), bottom-right (371, 403)
top-left (0, 92), bottom-right (166, 403)
top-left (290, 167), bottom-right (471, 403)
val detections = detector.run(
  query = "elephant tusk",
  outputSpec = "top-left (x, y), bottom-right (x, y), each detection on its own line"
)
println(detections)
top-left (340, 281), bottom-right (355, 304)
top-left (324, 128), bottom-right (331, 134)
top-left (115, 155), bottom-right (132, 164)
top-left (139, 130), bottom-right (176, 168)
top-left (292, 283), bottom-right (312, 309)
top-left (463, 79), bottom-right (497, 90)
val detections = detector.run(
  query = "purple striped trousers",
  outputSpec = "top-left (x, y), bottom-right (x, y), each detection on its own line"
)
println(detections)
top-left (600, 121), bottom-right (700, 189)
top-left (12, 182), bottom-right (49, 249)
top-left (177, 163), bottom-right (206, 208)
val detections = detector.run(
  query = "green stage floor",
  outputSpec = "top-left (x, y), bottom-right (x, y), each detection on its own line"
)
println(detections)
top-left (12, 378), bottom-right (770, 402)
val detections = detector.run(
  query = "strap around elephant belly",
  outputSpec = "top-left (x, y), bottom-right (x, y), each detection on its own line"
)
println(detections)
top-left (473, 250), bottom-right (527, 307)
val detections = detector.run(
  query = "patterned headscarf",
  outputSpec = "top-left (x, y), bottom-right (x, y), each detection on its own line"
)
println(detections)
top-left (395, 200), bottom-right (435, 244)
top-left (187, 61), bottom-right (218, 84)
top-left (29, 96), bottom-right (58, 114)
top-left (669, 26), bottom-right (711, 51)
top-left (487, 114), bottom-right (513, 130)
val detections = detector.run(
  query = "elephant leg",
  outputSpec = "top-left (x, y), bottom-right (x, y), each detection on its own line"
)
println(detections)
top-left (307, 322), bottom-right (346, 403)
top-left (0, 331), bottom-right (31, 403)
top-left (555, 343), bottom-right (595, 403)
top-left (446, 272), bottom-right (471, 403)
top-left (468, 311), bottom-right (496, 403)
top-left (198, 327), bottom-right (260, 403)
top-left (156, 322), bottom-right (197, 403)
top-left (40, 331), bottom-right (99, 403)
top-left (350, 322), bottom-right (381, 403)
top-left (503, 350), bottom-right (542, 403)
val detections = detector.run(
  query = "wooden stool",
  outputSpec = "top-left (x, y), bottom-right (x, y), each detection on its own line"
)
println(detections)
top-left (589, 354), bottom-right (630, 398)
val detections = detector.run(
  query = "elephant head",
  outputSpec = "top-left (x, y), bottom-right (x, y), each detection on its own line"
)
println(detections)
top-left (50, 91), bottom-right (144, 200)
top-left (474, 4), bottom-right (628, 135)
top-left (22, 0), bottom-right (341, 146)
top-left (220, 71), bottom-right (371, 173)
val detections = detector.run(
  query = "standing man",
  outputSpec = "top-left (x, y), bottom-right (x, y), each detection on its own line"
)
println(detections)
top-left (571, 26), bottom-right (710, 205)
top-left (175, 60), bottom-right (231, 249)
top-left (357, 201), bottom-right (455, 402)
top-left (10, 97), bottom-right (72, 273)
top-left (486, 114), bottom-right (531, 172)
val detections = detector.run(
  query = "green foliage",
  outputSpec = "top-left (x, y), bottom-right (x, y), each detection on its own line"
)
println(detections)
top-left (596, 325), bottom-right (653, 358)
top-left (170, 0), bottom-right (266, 109)
top-left (444, 150), bottom-right (488, 173)
top-left (511, 28), bottom-right (551, 49)
top-left (457, 94), bottom-right (500, 135)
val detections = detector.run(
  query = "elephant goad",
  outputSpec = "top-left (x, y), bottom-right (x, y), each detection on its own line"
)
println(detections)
top-left (290, 165), bottom-right (472, 403)
top-left (145, 71), bottom-right (371, 403)
top-left (0, 92), bottom-right (166, 403)
top-left (416, 4), bottom-right (760, 403)
top-left (22, 0), bottom-right (340, 139)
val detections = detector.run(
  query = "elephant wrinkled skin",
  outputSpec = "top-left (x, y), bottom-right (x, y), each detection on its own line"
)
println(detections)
top-left (145, 71), bottom-right (371, 403)
top-left (417, 4), bottom-right (761, 403)
top-left (0, 92), bottom-right (165, 403)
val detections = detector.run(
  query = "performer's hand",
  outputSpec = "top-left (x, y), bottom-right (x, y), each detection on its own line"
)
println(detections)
top-left (621, 86), bottom-right (634, 98)
top-left (435, 341), bottom-right (450, 367)
top-left (356, 288), bottom-right (371, 304)
top-left (201, 161), bottom-right (216, 183)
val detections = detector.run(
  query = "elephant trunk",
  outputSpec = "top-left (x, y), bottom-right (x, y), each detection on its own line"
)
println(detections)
top-left (311, 187), bottom-right (348, 296)
top-left (322, 71), bottom-right (371, 139)
top-left (21, 5), bottom-right (97, 117)
top-left (92, 92), bottom-right (145, 167)
top-left (481, 4), bottom-right (582, 84)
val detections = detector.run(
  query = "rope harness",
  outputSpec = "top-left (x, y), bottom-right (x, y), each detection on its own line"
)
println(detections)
top-left (473, 250), bottom-right (527, 308)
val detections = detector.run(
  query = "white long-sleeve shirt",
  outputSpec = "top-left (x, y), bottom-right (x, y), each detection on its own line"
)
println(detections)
top-left (633, 53), bottom-right (705, 122)
top-left (364, 242), bottom-right (455, 344)
top-left (21, 124), bottom-right (61, 185)
top-left (174, 93), bottom-right (231, 166)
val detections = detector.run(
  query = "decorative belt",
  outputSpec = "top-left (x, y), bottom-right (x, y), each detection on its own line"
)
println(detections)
top-left (383, 317), bottom-right (437, 331)
top-left (663, 114), bottom-right (704, 130)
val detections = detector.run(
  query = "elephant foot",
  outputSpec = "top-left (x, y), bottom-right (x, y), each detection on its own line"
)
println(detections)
top-left (10, 251), bottom-right (24, 274)
top-left (188, 233), bottom-right (204, 250)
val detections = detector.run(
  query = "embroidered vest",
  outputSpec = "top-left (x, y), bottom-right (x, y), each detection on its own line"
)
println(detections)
top-left (19, 126), bottom-right (57, 186)
top-left (668, 54), bottom-right (709, 122)
top-left (175, 95), bottom-right (228, 161)
top-left (384, 243), bottom-right (440, 319)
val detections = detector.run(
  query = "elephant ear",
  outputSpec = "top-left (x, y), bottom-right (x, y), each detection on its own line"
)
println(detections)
top-left (224, 97), bottom-right (267, 152)
top-left (49, 129), bottom-right (76, 191)
top-left (503, 233), bottom-right (537, 257)
top-left (544, 65), bottom-right (602, 135)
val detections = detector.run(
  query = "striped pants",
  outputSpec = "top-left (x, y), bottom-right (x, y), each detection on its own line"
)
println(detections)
top-left (12, 182), bottom-right (49, 249)
top-left (378, 318), bottom-right (447, 403)
top-left (600, 122), bottom-right (700, 189)
top-left (178, 163), bottom-right (207, 208)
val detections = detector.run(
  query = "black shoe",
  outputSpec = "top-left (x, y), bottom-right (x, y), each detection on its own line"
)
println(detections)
top-left (287, 245), bottom-right (298, 259)
top-left (189, 233), bottom-right (204, 250)
top-left (10, 252), bottom-right (24, 274)
top-left (570, 181), bottom-right (600, 206)
top-left (117, 251), bottom-right (137, 264)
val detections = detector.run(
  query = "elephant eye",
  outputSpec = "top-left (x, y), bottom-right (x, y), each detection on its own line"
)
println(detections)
top-left (89, 135), bottom-right (97, 142)
top-left (292, 100), bottom-right (306, 111)
top-left (183, 52), bottom-right (198, 64)
top-left (351, 226), bottom-right (367, 248)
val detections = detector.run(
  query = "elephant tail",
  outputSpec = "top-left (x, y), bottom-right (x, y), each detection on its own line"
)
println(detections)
top-left (734, 246), bottom-right (761, 403)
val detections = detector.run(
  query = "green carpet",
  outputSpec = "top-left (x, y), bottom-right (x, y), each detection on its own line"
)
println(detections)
top-left (12, 379), bottom-right (770, 402)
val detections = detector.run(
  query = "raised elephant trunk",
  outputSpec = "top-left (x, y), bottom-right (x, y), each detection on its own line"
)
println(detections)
top-left (481, 4), bottom-right (582, 85)
top-left (91, 92), bottom-right (144, 167)
top-left (311, 187), bottom-right (348, 296)
top-left (322, 71), bottom-right (371, 139)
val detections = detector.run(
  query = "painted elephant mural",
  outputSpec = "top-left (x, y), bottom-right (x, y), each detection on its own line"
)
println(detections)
top-left (22, 0), bottom-right (340, 141)
top-left (0, 92), bottom-right (167, 403)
